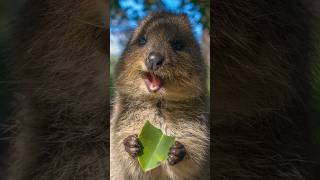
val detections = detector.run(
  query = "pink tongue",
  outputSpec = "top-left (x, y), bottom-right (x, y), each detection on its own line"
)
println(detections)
top-left (148, 74), bottom-right (161, 92)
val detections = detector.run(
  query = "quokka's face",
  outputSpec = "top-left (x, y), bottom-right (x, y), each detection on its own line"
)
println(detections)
top-left (115, 12), bottom-right (206, 101)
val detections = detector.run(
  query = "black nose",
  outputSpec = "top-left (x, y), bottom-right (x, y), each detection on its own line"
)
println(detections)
top-left (146, 52), bottom-right (164, 71)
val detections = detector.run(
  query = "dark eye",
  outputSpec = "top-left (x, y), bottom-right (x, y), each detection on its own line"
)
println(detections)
top-left (171, 40), bottom-right (184, 51)
top-left (138, 36), bottom-right (147, 46)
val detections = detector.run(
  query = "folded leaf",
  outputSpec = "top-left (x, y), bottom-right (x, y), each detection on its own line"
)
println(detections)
top-left (138, 121), bottom-right (175, 172)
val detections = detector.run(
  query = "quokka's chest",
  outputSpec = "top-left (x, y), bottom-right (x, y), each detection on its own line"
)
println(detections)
top-left (124, 107), bottom-right (178, 136)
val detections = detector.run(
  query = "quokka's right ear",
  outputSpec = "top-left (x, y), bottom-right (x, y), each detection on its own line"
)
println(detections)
top-left (128, 12), bottom-right (162, 44)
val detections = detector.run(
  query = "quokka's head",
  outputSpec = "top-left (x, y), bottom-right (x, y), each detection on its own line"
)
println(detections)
top-left (115, 12), bottom-right (207, 101)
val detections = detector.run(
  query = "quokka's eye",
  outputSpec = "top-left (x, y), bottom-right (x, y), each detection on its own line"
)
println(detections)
top-left (171, 40), bottom-right (184, 51)
top-left (138, 36), bottom-right (147, 46)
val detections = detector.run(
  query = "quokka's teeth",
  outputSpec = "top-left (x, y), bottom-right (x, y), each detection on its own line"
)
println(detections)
top-left (144, 73), bottom-right (162, 92)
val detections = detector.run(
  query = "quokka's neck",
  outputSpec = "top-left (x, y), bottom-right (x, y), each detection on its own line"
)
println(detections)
top-left (118, 93), bottom-right (208, 113)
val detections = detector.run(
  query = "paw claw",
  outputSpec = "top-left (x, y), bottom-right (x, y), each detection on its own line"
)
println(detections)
top-left (168, 141), bottom-right (186, 165)
top-left (123, 134), bottom-right (142, 158)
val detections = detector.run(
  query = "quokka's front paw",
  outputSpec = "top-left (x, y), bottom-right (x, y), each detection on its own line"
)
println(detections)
top-left (123, 134), bottom-right (142, 158)
top-left (168, 141), bottom-right (186, 165)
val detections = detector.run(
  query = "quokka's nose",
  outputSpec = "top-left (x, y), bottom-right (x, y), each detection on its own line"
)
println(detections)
top-left (146, 52), bottom-right (164, 71)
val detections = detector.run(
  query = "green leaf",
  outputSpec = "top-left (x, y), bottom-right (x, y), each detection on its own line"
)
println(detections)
top-left (138, 121), bottom-right (175, 172)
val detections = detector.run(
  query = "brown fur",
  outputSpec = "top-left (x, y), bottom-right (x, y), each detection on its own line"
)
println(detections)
top-left (8, 0), bottom-right (109, 179)
top-left (212, 0), bottom-right (316, 179)
top-left (110, 12), bottom-right (209, 180)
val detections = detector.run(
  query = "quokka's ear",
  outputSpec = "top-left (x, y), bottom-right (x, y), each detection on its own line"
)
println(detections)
top-left (128, 12), bottom-right (160, 44)
top-left (76, 0), bottom-right (108, 29)
top-left (177, 13), bottom-right (189, 22)
top-left (128, 12), bottom-right (193, 45)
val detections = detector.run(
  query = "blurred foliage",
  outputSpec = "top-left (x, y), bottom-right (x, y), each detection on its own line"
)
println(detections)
top-left (110, 0), bottom-right (209, 29)
top-left (190, 0), bottom-right (210, 29)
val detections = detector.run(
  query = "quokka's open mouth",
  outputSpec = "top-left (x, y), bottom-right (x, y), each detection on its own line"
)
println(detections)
top-left (143, 73), bottom-right (163, 92)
